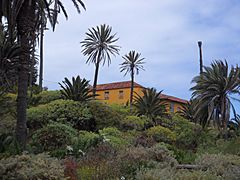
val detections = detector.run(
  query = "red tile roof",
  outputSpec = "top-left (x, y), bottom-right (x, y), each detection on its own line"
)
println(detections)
top-left (96, 81), bottom-right (143, 91)
top-left (160, 94), bottom-right (188, 104)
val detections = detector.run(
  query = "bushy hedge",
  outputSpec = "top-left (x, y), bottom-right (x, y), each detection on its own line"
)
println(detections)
top-left (159, 114), bottom-right (202, 149)
top-left (71, 131), bottom-right (102, 157)
top-left (31, 122), bottom-right (77, 153)
top-left (29, 90), bottom-right (62, 106)
top-left (88, 101), bottom-right (121, 130)
top-left (121, 116), bottom-right (148, 131)
top-left (27, 99), bottom-right (94, 131)
top-left (99, 127), bottom-right (130, 149)
top-left (147, 125), bottom-right (176, 143)
top-left (0, 153), bottom-right (65, 179)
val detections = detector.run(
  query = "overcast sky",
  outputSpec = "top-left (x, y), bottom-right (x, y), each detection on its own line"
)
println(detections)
top-left (43, 0), bottom-right (240, 104)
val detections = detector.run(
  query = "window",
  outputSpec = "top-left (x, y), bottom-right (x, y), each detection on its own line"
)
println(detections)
top-left (104, 91), bottom-right (109, 100)
top-left (170, 102), bottom-right (174, 112)
top-left (119, 90), bottom-right (124, 99)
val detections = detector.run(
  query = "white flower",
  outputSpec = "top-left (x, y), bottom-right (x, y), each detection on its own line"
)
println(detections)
top-left (66, 145), bottom-right (73, 151)
top-left (78, 149), bottom-right (86, 156)
top-left (120, 176), bottom-right (125, 180)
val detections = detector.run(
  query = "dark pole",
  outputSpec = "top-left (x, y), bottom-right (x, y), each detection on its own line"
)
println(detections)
top-left (39, 22), bottom-right (44, 91)
top-left (198, 41), bottom-right (203, 74)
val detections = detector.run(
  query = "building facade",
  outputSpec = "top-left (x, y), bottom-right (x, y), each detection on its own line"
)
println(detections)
top-left (95, 81), bottom-right (188, 113)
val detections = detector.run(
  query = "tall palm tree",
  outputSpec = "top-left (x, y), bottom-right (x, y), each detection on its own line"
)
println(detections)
top-left (133, 88), bottom-right (166, 125)
top-left (191, 60), bottom-right (240, 136)
top-left (81, 24), bottom-right (120, 96)
top-left (120, 50), bottom-right (145, 108)
top-left (1, 0), bottom-right (85, 149)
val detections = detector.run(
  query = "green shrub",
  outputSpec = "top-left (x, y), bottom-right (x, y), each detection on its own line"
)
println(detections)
top-left (31, 122), bottom-right (77, 154)
top-left (116, 144), bottom-right (177, 178)
top-left (109, 103), bottom-right (130, 116)
top-left (121, 116), bottom-right (148, 130)
top-left (196, 153), bottom-right (240, 179)
top-left (135, 167), bottom-right (219, 180)
top-left (99, 127), bottom-right (129, 149)
top-left (29, 90), bottom-right (62, 106)
top-left (147, 125), bottom-right (176, 143)
top-left (71, 131), bottom-right (101, 157)
top-left (88, 101), bottom-right (121, 130)
top-left (159, 114), bottom-right (202, 149)
top-left (27, 99), bottom-right (94, 130)
top-left (0, 153), bottom-right (65, 179)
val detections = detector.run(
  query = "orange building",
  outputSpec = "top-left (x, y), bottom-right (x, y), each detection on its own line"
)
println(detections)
top-left (95, 81), bottom-right (188, 113)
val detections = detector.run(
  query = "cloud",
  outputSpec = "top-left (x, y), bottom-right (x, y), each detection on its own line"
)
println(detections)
top-left (42, 0), bottom-right (240, 102)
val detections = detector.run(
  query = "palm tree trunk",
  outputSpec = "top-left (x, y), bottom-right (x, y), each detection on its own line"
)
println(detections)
top-left (130, 68), bottom-right (134, 109)
top-left (39, 21), bottom-right (44, 91)
top-left (92, 61), bottom-right (100, 96)
top-left (16, 0), bottom-right (35, 150)
top-left (198, 41), bottom-right (203, 74)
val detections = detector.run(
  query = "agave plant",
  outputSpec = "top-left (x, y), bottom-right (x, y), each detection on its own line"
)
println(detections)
top-left (59, 76), bottom-right (95, 102)
top-left (133, 88), bottom-right (166, 125)
top-left (191, 60), bottom-right (240, 134)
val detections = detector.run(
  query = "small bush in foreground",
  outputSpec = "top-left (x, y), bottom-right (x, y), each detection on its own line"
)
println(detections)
top-left (147, 125), bottom-right (176, 143)
top-left (31, 122), bottom-right (77, 154)
top-left (0, 153), bottom-right (65, 179)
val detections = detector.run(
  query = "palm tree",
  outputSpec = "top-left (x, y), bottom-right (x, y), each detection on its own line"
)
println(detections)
top-left (81, 24), bottom-right (120, 96)
top-left (177, 99), bottom-right (196, 122)
top-left (59, 75), bottom-right (95, 102)
top-left (1, 0), bottom-right (85, 149)
top-left (120, 50), bottom-right (145, 108)
top-left (0, 24), bottom-right (21, 92)
top-left (191, 60), bottom-right (240, 136)
top-left (133, 88), bottom-right (166, 125)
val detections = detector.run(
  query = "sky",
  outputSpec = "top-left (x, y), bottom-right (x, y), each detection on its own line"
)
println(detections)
top-left (43, 0), bottom-right (240, 109)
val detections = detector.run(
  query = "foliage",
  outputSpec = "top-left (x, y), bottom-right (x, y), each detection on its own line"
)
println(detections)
top-left (159, 114), bottom-right (203, 149)
top-left (0, 153), bottom-right (65, 179)
top-left (99, 127), bottom-right (130, 149)
top-left (0, 133), bottom-right (21, 157)
top-left (88, 101), bottom-right (121, 130)
top-left (134, 88), bottom-right (166, 124)
top-left (147, 125), bottom-right (176, 143)
top-left (59, 75), bottom-right (95, 102)
top-left (177, 99), bottom-right (197, 122)
top-left (31, 122), bottom-right (77, 154)
top-left (27, 99), bottom-right (94, 130)
top-left (71, 131), bottom-right (101, 157)
top-left (29, 90), bottom-right (62, 106)
top-left (109, 103), bottom-right (131, 117)
top-left (121, 115), bottom-right (148, 130)
top-left (196, 153), bottom-right (240, 179)
top-left (191, 60), bottom-right (240, 131)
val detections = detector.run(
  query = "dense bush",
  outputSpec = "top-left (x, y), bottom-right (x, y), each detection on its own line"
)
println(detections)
top-left (159, 114), bottom-right (202, 149)
top-left (88, 101), bottom-right (121, 130)
top-left (71, 131), bottom-right (102, 157)
top-left (31, 122), bottom-right (77, 154)
top-left (27, 99), bottom-right (94, 130)
top-left (120, 115), bottom-right (148, 130)
top-left (196, 153), bottom-right (240, 179)
top-left (0, 153), bottom-right (65, 179)
top-left (99, 127), bottom-right (130, 149)
top-left (29, 90), bottom-right (62, 106)
top-left (146, 125), bottom-right (176, 143)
